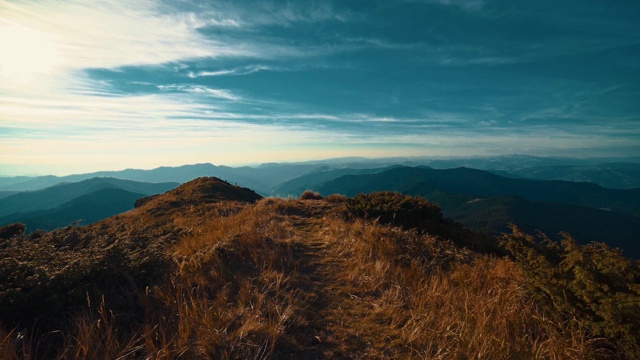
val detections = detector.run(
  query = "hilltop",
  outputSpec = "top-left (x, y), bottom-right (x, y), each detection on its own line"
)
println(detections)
top-left (1, 177), bottom-right (639, 359)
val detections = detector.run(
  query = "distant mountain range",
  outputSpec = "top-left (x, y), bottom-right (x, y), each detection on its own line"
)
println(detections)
top-left (310, 166), bottom-right (640, 257)
top-left (501, 163), bottom-right (640, 189)
top-left (3, 155), bottom-right (640, 195)
top-left (395, 155), bottom-right (640, 189)
top-left (0, 163), bottom-right (323, 195)
top-left (270, 166), bottom-right (398, 197)
top-left (317, 167), bottom-right (640, 215)
top-left (0, 188), bottom-right (147, 231)
top-left (0, 177), bottom-right (178, 231)
top-left (1, 156), bottom-right (639, 255)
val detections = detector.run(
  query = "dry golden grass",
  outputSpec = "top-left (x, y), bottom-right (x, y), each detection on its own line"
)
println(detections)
top-left (0, 195), bottom-right (620, 359)
top-left (150, 199), bottom-right (304, 358)
top-left (1, 327), bottom-right (30, 360)
top-left (321, 216), bottom-right (609, 359)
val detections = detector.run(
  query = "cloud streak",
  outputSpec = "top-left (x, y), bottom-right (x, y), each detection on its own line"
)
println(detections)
top-left (157, 85), bottom-right (241, 101)
top-left (0, 0), bottom-right (245, 73)
top-left (187, 65), bottom-right (272, 78)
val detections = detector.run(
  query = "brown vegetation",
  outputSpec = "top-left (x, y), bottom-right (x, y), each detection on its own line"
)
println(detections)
top-left (1, 182), bottom-right (638, 359)
top-left (299, 190), bottom-right (324, 200)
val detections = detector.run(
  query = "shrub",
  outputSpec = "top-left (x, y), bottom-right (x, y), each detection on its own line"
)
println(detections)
top-left (299, 190), bottom-right (323, 200)
top-left (0, 223), bottom-right (25, 240)
top-left (345, 192), bottom-right (502, 254)
top-left (501, 226), bottom-right (640, 358)
top-left (325, 194), bottom-right (348, 203)
top-left (345, 192), bottom-right (442, 229)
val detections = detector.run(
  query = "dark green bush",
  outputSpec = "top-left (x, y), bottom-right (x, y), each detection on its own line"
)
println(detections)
top-left (0, 222), bottom-right (175, 334)
top-left (325, 194), bottom-right (348, 203)
top-left (345, 192), bottom-right (501, 254)
top-left (501, 226), bottom-right (640, 358)
top-left (345, 192), bottom-right (442, 229)
top-left (0, 223), bottom-right (25, 240)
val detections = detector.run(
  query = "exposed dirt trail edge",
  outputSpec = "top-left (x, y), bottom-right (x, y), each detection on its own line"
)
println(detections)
top-left (283, 211), bottom-right (360, 359)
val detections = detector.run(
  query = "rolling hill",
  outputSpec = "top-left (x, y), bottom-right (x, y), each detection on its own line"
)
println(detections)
top-left (504, 162), bottom-right (640, 189)
top-left (316, 166), bottom-right (640, 215)
top-left (0, 188), bottom-right (147, 232)
top-left (0, 163), bottom-right (324, 195)
top-left (0, 177), bottom-right (178, 218)
top-left (313, 166), bottom-right (640, 257)
top-left (269, 166), bottom-right (397, 196)
top-left (4, 156), bottom-right (640, 194)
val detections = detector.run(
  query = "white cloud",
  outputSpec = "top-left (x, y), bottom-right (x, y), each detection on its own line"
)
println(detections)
top-left (0, 0), bottom-right (355, 92)
top-left (157, 84), bottom-right (241, 101)
top-left (0, 0), bottom-right (248, 74)
top-left (171, 12), bottom-right (241, 29)
top-left (188, 65), bottom-right (272, 78)
top-left (222, 1), bottom-right (350, 27)
top-left (0, 23), bottom-right (64, 85)
top-left (266, 2), bottom-right (350, 24)
top-left (0, 86), bottom-right (331, 173)
top-left (0, 0), bottom-right (348, 105)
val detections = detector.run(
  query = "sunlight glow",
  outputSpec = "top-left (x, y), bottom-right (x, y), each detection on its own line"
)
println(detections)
top-left (0, 24), bottom-right (63, 85)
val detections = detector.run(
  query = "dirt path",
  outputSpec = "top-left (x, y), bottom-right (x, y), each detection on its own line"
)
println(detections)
top-left (286, 215), bottom-right (342, 358)
top-left (282, 210), bottom-right (374, 359)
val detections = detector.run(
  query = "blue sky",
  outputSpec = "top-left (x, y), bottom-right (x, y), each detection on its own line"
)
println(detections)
top-left (1, 0), bottom-right (639, 175)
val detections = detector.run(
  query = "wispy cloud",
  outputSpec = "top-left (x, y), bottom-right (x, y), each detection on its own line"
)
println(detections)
top-left (157, 84), bottom-right (241, 101)
top-left (406, 0), bottom-right (484, 11)
top-left (220, 1), bottom-right (350, 27)
top-left (432, 0), bottom-right (484, 11)
top-left (437, 55), bottom-right (522, 66)
top-left (0, 0), bottom-right (362, 91)
top-left (187, 65), bottom-right (272, 78)
top-left (0, 1), bottom-right (246, 73)
top-left (170, 12), bottom-right (241, 29)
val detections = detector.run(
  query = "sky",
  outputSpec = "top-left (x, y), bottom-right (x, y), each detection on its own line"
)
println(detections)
top-left (1, 0), bottom-right (639, 175)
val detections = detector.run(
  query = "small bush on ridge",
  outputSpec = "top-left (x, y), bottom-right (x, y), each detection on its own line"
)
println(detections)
top-left (299, 190), bottom-right (324, 200)
top-left (325, 194), bottom-right (348, 203)
top-left (345, 192), bottom-right (442, 229)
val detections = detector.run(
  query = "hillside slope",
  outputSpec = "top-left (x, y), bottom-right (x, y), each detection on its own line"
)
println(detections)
top-left (0, 177), bottom-right (178, 217)
top-left (269, 166), bottom-right (396, 196)
top-left (317, 166), bottom-right (640, 215)
top-left (507, 162), bottom-right (640, 189)
top-left (1, 178), bottom-right (638, 359)
top-left (447, 195), bottom-right (640, 257)
top-left (0, 188), bottom-right (147, 231)
top-left (314, 166), bottom-right (640, 257)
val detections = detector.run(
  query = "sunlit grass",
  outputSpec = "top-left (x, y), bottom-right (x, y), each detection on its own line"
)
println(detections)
top-left (0, 195), bottom-right (627, 359)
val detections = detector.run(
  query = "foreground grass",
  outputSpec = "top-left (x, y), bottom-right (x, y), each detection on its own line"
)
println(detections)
top-left (320, 216), bottom-right (605, 359)
top-left (0, 193), bottom-right (630, 358)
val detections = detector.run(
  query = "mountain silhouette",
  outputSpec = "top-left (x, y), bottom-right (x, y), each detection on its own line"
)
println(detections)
top-left (0, 177), bottom-right (178, 217)
top-left (0, 188), bottom-right (147, 231)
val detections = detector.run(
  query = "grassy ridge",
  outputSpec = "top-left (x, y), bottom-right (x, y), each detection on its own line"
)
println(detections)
top-left (1, 181), bottom-right (638, 358)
